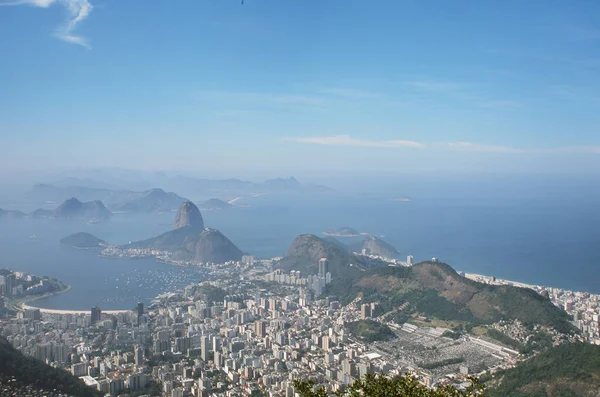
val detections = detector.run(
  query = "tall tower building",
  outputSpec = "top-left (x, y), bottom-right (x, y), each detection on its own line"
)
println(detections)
top-left (91, 306), bottom-right (102, 325)
top-left (200, 336), bottom-right (209, 362)
top-left (0, 272), bottom-right (16, 297)
top-left (134, 345), bottom-right (144, 366)
top-left (254, 320), bottom-right (267, 337)
top-left (318, 258), bottom-right (329, 277)
top-left (360, 304), bottom-right (371, 320)
top-left (137, 302), bottom-right (144, 325)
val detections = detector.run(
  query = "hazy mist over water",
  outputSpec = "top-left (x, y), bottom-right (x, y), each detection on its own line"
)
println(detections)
top-left (0, 174), bottom-right (599, 309)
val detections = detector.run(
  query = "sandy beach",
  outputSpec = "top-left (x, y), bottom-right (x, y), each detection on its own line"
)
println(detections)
top-left (14, 283), bottom-right (131, 315)
top-left (20, 303), bottom-right (131, 315)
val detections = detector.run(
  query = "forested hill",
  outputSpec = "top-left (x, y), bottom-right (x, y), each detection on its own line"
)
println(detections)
top-left (329, 261), bottom-right (574, 332)
top-left (0, 337), bottom-right (101, 396)
top-left (489, 343), bottom-right (600, 396)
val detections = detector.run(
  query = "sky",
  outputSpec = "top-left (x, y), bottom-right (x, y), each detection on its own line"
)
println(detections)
top-left (1, 0), bottom-right (600, 180)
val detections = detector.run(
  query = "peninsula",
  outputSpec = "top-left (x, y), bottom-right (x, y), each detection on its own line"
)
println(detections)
top-left (322, 226), bottom-right (360, 237)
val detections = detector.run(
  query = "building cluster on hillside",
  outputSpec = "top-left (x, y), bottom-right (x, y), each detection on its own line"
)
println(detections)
top-left (0, 269), bottom-right (58, 299)
top-left (466, 273), bottom-right (598, 344)
top-left (263, 258), bottom-right (332, 296)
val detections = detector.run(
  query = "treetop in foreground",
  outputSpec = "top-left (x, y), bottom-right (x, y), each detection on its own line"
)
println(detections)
top-left (294, 374), bottom-right (484, 397)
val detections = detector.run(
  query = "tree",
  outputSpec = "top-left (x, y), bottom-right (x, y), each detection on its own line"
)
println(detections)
top-left (294, 374), bottom-right (484, 397)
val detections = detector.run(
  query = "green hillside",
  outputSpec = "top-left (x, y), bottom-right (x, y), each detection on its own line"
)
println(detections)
top-left (489, 343), bottom-right (600, 397)
top-left (0, 337), bottom-right (101, 396)
top-left (331, 262), bottom-right (573, 332)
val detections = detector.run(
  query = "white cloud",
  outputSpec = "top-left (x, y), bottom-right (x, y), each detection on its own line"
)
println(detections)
top-left (283, 135), bottom-right (600, 154)
top-left (445, 141), bottom-right (525, 153)
top-left (282, 135), bottom-right (425, 148)
top-left (0, 0), bottom-right (93, 48)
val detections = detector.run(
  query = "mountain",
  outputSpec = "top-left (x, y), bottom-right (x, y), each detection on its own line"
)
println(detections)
top-left (199, 198), bottom-right (233, 211)
top-left (350, 235), bottom-right (399, 258)
top-left (276, 234), bottom-right (385, 278)
top-left (489, 343), bottom-right (600, 397)
top-left (323, 226), bottom-right (360, 237)
top-left (126, 202), bottom-right (242, 263)
top-left (116, 188), bottom-right (186, 213)
top-left (52, 198), bottom-right (112, 221)
top-left (335, 261), bottom-right (574, 332)
top-left (262, 176), bottom-right (302, 190)
top-left (30, 208), bottom-right (53, 218)
top-left (0, 209), bottom-right (27, 219)
top-left (31, 184), bottom-right (186, 213)
top-left (128, 227), bottom-right (243, 263)
top-left (130, 175), bottom-right (333, 198)
top-left (31, 183), bottom-right (133, 205)
top-left (60, 232), bottom-right (108, 250)
top-left (0, 336), bottom-right (101, 397)
top-left (173, 200), bottom-right (205, 229)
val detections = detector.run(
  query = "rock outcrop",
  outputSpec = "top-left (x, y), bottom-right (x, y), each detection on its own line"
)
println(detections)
top-left (172, 201), bottom-right (204, 229)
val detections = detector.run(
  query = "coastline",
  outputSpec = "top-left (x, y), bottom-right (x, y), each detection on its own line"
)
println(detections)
top-left (14, 283), bottom-right (130, 315)
top-left (8, 283), bottom-right (72, 312)
top-left (21, 303), bottom-right (130, 315)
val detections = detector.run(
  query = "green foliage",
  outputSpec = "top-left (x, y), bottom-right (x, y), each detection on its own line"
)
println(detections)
top-left (415, 290), bottom-right (476, 322)
top-left (346, 320), bottom-right (395, 342)
top-left (442, 330), bottom-right (462, 340)
top-left (420, 356), bottom-right (464, 370)
top-left (486, 329), bottom-right (527, 353)
top-left (195, 284), bottom-right (227, 304)
top-left (0, 337), bottom-right (101, 397)
top-left (294, 374), bottom-right (484, 397)
top-left (489, 343), bottom-right (600, 397)
top-left (330, 261), bottom-right (573, 333)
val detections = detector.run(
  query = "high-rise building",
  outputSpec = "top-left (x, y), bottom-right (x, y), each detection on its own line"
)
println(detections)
top-left (254, 320), bottom-right (267, 337)
top-left (360, 304), bottom-right (371, 320)
top-left (200, 336), bottom-right (209, 362)
top-left (212, 336), bottom-right (221, 352)
top-left (91, 306), bottom-right (102, 325)
top-left (134, 345), bottom-right (144, 366)
top-left (0, 272), bottom-right (16, 297)
top-left (318, 258), bottom-right (329, 277)
top-left (407, 255), bottom-right (414, 266)
top-left (137, 302), bottom-right (144, 325)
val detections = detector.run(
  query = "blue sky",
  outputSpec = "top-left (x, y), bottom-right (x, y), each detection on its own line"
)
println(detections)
top-left (1, 0), bottom-right (600, 179)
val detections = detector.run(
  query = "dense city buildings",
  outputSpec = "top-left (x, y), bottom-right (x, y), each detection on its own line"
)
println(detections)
top-left (0, 258), bottom-right (593, 396)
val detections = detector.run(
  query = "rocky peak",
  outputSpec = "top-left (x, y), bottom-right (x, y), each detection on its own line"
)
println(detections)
top-left (173, 201), bottom-right (204, 229)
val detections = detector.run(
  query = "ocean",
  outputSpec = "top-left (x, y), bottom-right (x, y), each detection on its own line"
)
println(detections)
top-left (1, 184), bottom-right (599, 310)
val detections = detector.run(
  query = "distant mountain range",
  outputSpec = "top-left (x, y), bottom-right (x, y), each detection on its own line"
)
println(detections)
top-left (28, 176), bottom-right (332, 208)
top-left (0, 208), bottom-right (27, 219)
top-left (30, 184), bottom-right (186, 213)
top-left (51, 198), bottom-right (111, 221)
top-left (1, 198), bottom-right (112, 222)
top-left (116, 188), bottom-right (186, 213)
